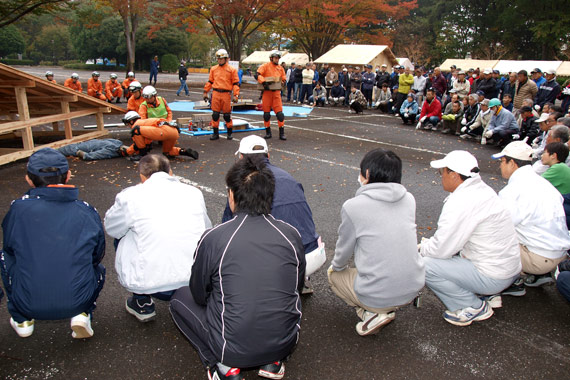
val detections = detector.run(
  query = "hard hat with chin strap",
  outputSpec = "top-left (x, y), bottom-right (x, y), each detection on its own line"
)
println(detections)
top-left (122, 111), bottom-right (141, 124)
top-left (129, 81), bottom-right (142, 92)
top-left (142, 85), bottom-right (157, 98)
top-left (215, 49), bottom-right (229, 59)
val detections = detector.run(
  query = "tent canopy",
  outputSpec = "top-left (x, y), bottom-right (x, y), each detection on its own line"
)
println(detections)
top-left (314, 45), bottom-right (398, 67)
top-left (242, 50), bottom-right (287, 65)
top-left (397, 58), bottom-right (414, 70)
top-left (556, 62), bottom-right (570, 77)
top-left (493, 60), bottom-right (562, 75)
top-left (279, 53), bottom-right (309, 66)
top-left (440, 59), bottom-right (499, 72)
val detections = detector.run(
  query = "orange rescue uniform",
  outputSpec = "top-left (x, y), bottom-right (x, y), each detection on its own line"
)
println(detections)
top-left (138, 96), bottom-right (172, 121)
top-left (87, 78), bottom-right (106, 101)
top-left (257, 62), bottom-right (286, 128)
top-left (122, 77), bottom-right (136, 98)
top-left (47, 79), bottom-right (56, 84)
top-left (64, 78), bottom-right (82, 92)
top-left (126, 118), bottom-right (181, 156)
top-left (127, 95), bottom-right (145, 112)
top-left (105, 79), bottom-right (123, 101)
top-left (204, 64), bottom-right (240, 128)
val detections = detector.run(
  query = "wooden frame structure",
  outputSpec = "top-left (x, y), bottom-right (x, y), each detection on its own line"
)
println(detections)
top-left (0, 63), bottom-right (125, 165)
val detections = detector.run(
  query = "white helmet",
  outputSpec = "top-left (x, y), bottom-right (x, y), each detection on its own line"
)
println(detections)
top-left (110, 73), bottom-right (118, 79)
top-left (92, 71), bottom-right (100, 77)
top-left (127, 71), bottom-right (135, 77)
top-left (45, 71), bottom-right (53, 77)
top-left (71, 73), bottom-right (79, 79)
top-left (122, 111), bottom-right (141, 124)
top-left (142, 85), bottom-right (157, 98)
top-left (269, 50), bottom-right (281, 59)
top-left (128, 81), bottom-right (142, 92)
top-left (215, 49), bottom-right (229, 59)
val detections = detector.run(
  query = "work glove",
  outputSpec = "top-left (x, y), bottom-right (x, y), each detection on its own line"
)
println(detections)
top-left (562, 88), bottom-right (570, 95)
top-left (534, 104), bottom-right (541, 112)
top-left (416, 121), bottom-right (422, 129)
top-left (420, 116), bottom-right (427, 122)
top-left (461, 126), bottom-right (467, 133)
top-left (404, 113), bottom-right (409, 118)
top-left (262, 82), bottom-right (270, 90)
top-left (484, 130), bottom-right (493, 138)
top-left (130, 125), bottom-right (141, 137)
top-left (232, 96), bottom-right (238, 103)
top-left (203, 94), bottom-right (209, 103)
top-left (461, 117), bottom-right (467, 125)
top-left (512, 133), bottom-right (520, 140)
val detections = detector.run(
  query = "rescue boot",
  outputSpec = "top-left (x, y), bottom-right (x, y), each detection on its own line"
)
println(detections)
top-left (115, 98), bottom-right (121, 104)
top-left (210, 127), bottom-right (219, 140)
top-left (264, 127), bottom-right (272, 139)
top-left (226, 128), bottom-right (233, 140)
top-left (279, 127), bottom-right (287, 141)
top-left (180, 148), bottom-right (199, 160)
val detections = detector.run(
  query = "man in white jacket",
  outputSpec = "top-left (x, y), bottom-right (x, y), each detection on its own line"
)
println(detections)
top-left (420, 151), bottom-right (520, 326)
top-left (104, 154), bottom-right (211, 322)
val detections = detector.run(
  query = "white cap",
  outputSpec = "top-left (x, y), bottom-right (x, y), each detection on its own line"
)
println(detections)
top-left (536, 113), bottom-right (550, 123)
top-left (430, 150), bottom-right (479, 177)
top-left (491, 141), bottom-right (533, 161)
top-left (544, 69), bottom-right (556, 75)
top-left (381, 64), bottom-right (387, 67)
top-left (483, 68), bottom-right (492, 74)
top-left (235, 135), bottom-right (268, 155)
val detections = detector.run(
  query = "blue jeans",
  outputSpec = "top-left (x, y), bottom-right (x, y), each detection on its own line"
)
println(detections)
top-left (287, 81), bottom-right (295, 101)
top-left (149, 70), bottom-right (158, 84)
top-left (58, 139), bottom-right (123, 160)
top-left (557, 271), bottom-right (570, 302)
top-left (177, 79), bottom-right (189, 95)
top-left (294, 83), bottom-right (301, 101)
top-left (300, 84), bottom-right (311, 103)
top-left (417, 115), bottom-right (440, 127)
top-left (424, 256), bottom-right (517, 311)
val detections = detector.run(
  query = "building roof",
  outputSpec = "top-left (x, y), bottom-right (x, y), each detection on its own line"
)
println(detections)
top-left (314, 45), bottom-right (398, 66)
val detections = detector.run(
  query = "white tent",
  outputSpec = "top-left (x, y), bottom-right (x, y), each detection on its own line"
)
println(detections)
top-left (397, 58), bottom-right (414, 70)
top-left (556, 62), bottom-right (570, 77)
top-left (439, 59), bottom-right (499, 72)
top-left (314, 44), bottom-right (398, 72)
top-left (493, 60), bottom-right (562, 75)
top-left (279, 53), bottom-right (309, 66)
top-left (242, 50), bottom-right (287, 65)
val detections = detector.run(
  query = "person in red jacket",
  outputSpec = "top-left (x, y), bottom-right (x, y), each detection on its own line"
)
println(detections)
top-left (87, 72), bottom-right (106, 101)
top-left (203, 49), bottom-right (240, 141)
top-left (416, 88), bottom-right (442, 131)
top-left (105, 73), bottom-right (123, 104)
top-left (257, 51), bottom-right (287, 140)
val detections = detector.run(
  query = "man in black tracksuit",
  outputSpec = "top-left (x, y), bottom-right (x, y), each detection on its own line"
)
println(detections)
top-left (170, 156), bottom-right (305, 380)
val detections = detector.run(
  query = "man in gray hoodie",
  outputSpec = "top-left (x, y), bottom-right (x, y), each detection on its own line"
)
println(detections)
top-left (328, 149), bottom-right (425, 336)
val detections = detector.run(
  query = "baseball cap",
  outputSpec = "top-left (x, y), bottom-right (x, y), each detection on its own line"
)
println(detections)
top-left (27, 148), bottom-right (69, 177)
top-left (235, 135), bottom-right (268, 155)
top-left (343, 68), bottom-right (347, 71)
top-left (531, 68), bottom-right (542, 73)
top-left (492, 69), bottom-right (500, 74)
top-left (491, 141), bottom-right (532, 161)
top-left (544, 69), bottom-right (556, 75)
top-left (536, 113), bottom-right (550, 123)
top-left (458, 70), bottom-right (465, 75)
top-left (381, 64), bottom-right (387, 67)
top-left (355, 66), bottom-right (360, 70)
top-left (476, 90), bottom-right (485, 96)
top-left (483, 68), bottom-right (492, 74)
top-left (430, 151), bottom-right (479, 178)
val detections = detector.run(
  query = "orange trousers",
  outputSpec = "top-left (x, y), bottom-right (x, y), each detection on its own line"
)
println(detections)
top-left (106, 86), bottom-right (123, 101)
top-left (211, 91), bottom-right (233, 129)
top-left (262, 90), bottom-right (284, 127)
top-left (88, 89), bottom-right (106, 101)
top-left (126, 124), bottom-right (181, 156)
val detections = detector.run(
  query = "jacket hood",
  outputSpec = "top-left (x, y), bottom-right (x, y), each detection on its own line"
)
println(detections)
top-left (355, 182), bottom-right (407, 203)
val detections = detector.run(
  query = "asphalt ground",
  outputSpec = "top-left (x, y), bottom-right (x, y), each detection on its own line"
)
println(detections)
top-left (1, 68), bottom-right (569, 379)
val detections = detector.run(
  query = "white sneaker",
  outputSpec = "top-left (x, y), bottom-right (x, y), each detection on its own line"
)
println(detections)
top-left (70, 312), bottom-right (93, 339)
top-left (443, 301), bottom-right (493, 326)
top-left (480, 295), bottom-right (502, 308)
top-left (10, 318), bottom-right (34, 338)
top-left (356, 311), bottom-right (395, 336)
top-left (481, 137), bottom-right (487, 145)
top-left (348, 109), bottom-right (355, 113)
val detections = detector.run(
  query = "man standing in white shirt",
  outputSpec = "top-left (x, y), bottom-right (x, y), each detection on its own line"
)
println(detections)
top-left (104, 154), bottom-right (212, 322)
top-left (493, 142), bottom-right (570, 295)
top-left (419, 151), bottom-right (520, 326)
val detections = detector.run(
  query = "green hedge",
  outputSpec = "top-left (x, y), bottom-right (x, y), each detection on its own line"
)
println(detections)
top-left (1, 59), bottom-right (34, 65)
top-left (161, 54), bottom-right (178, 73)
top-left (63, 63), bottom-right (122, 71)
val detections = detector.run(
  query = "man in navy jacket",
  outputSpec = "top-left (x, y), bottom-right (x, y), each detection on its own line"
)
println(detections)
top-left (0, 148), bottom-right (105, 339)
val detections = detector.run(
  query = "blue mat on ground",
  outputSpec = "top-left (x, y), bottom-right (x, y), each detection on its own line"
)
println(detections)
top-left (169, 102), bottom-right (313, 117)
top-left (180, 119), bottom-right (265, 136)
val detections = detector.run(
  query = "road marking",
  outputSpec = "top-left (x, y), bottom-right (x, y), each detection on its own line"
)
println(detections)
top-left (174, 175), bottom-right (226, 198)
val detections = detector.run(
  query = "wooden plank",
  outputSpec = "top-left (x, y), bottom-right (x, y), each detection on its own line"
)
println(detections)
top-left (95, 112), bottom-right (104, 131)
top-left (61, 101), bottom-right (72, 139)
top-left (0, 95), bottom-right (78, 104)
top-left (0, 130), bottom-right (109, 166)
top-left (0, 80), bottom-right (36, 88)
top-left (52, 121), bottom-right (59, 132)
top-left (14, 87), bottom-right (33, 150)
top-left (0, 109), bottom-right (99, 133)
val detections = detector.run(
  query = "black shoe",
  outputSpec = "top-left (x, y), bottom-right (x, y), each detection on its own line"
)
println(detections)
top-left (207, 366), bottom-right (243, 380)
top-left (258, 361), bottom-right (285, 379)
top-left (501, 278), bottom-right (526, 296)
top-left (125, 296), bottom-right (156, 322)
top-left (180, 148), bottom-right (199, 160)
top-left (116, 98), bottom-right (121, 104)
top-left (210, 127), bottom-right (219, 140)
top-left (279, 128), bottom-right (286, 141)
top-left (176, 93), bottom-right (180, 96)
top-left (264, 127), bottom-right (272, 139)
top-left (226, 129), bottom-right (233, 140)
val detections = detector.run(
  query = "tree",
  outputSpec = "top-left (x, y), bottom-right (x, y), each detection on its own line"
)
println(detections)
top-left (0, 0), bottom-right (73, 28)
top-left (283, 0), bottom-right (417, 60)
top-left (32, 24), bottom-right (75, 63)
top-left (165, 0), bottom-right (301, 61)
top-left (133, 24), bottom-right (187, 70)
top-left (0, 25), bottom-right (25, 57)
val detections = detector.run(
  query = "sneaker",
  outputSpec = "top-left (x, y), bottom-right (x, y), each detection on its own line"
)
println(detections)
top-left (126, 296), bottom-right (156, 322)
top-left (441, 128), bottom-right (451, 134)
top-left (443, 301), bottom-right (493, 326)
top-left (301, 277), bottom-right (313, 295)
top-left (258, 361), bottom-right (285, 379)
top-left (180, 148), bottom-right (199, 160)
top-left (460, 134), bottom-right (473, 140)
top-left (481, 137), bottom-right (487, 145)
top-left (10, 318), bottom-right (34, 338)
top-left (501, 278), bottom-right (526, 296)
top-left (480, 295), bottom-right (502, 308)
top-left (431, 126), bottom-right (438, 131)
top-left (524, 273), bottom-right (554, 287)
top-left (76, 150), bottom-right (86, 160)
top-left (348, 109), bottom-right (355, 113)
top-left (355, 311), bottom-right (395, 336)
top-left (207, 366), bottom-right (243, 380)
top-left (70, 312), bottom-right (94, 339)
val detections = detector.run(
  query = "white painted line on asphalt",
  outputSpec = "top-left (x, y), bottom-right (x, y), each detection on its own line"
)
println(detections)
top-left (270, 148), bottom-right (359, 170)
top-left (174, 175), bottom-right (226, 198)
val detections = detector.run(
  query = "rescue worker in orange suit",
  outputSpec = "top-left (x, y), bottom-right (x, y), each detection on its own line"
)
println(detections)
top-left (203, 49), bottom-right (240, 141)
top-left (257, 50), bottom-right (287, 140)
top-left (45, 71), bottom-right (56, 84)
top-left (87, 72), bottom-right (106, 101)
top-left (105, 73), bottom-right (123, 104)
top-left (122, 72), bottom-right (136, 100)
top-left (64, 73), bottom-right (82, 92)
top-left (127, 81), bottom-right (144, 112)
top-left (138, 86), bottom-right (172, 121)
top-left (120, 111), bottom-right (199, 161)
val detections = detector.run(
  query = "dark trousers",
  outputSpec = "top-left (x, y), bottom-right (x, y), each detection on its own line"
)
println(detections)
top-left (557, 270), bottom-right (570, 302)
top-left (149, 71), bottom-right (158, 85)
top-left (492, 129), bottom-right (518, 147)
top-left (1, 258), bottom-right (105, 323)
top-left (170, 286), bottom-right (217, 368)
top-left (394, 93), bottom-right (406, 114)
top-left (134, 290), bottom-right (174, 302)
top-left (286, 81), bottom-right (295, 101)
top-left (362, 88), bottom-right (373, 104)
top-left (300, 84), bottom-right (311, 103)
top-left (350, 102), bottom-right (364, 113)
top-left (344, 88), bottom-right (351, 105)
top-left (401, 113), bottom-right (417, 124)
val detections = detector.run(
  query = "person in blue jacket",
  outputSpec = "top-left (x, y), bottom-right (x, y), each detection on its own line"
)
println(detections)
top-left (149, 55), bottom-right (160, 86)
top-left (0, 148), bottom-right (105, 339)
top-left (400, 93), bottom-right (419, 125)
